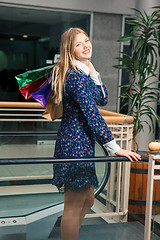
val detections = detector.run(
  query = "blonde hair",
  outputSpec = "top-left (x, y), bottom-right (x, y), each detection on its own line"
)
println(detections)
top-left (52, 27), bottom-right (89, 104)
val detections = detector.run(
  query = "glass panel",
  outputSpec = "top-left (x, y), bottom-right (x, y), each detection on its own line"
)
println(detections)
top-left (0, 120), bottom-right (60, 158)
top-left (0, 125), bottom-right (111, 239)
top-left (1, 134), bottom-right (160, 239)
top-left (0, 5), bottom-right (90, 102)
top-left (0, 128), bottom-right (63, 220)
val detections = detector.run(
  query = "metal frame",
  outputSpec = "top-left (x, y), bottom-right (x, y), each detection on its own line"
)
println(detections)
top-left (117, 14), bottom-right (131, 113)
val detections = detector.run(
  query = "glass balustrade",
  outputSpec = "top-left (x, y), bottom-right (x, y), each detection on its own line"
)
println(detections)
top-left (0, 126), bottom-right (112, 240)
top-left (0, 121), bottom-right (160, 240)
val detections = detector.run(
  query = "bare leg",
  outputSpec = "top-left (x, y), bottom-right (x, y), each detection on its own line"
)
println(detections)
top-left (61, 186), bottom-right (94, 240)
top-left (79, 186), bottom-right (95, 226)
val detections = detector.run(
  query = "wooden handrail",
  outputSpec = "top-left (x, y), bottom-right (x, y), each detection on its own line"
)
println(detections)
top-left (0, 101), bottom-right (134, 123)
top-left (102, 116), bottom-right (133, 123)
top-left (0, 101), bottom-right (44, 109)
top-left (98, 108), bottom-right (134, 123)
top-left (99, 109), bottom-right (124, 116)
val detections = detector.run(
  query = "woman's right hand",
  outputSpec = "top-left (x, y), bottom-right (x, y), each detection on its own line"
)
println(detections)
top-left (115, 149), bottom-right (141, 162)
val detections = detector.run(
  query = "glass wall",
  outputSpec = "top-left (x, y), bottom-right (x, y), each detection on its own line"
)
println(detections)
top-left (0, 5), bottom-right (90, 102)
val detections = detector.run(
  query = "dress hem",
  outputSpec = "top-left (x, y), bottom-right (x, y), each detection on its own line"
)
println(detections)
top-left (53, 182), bottom-right (97, 193)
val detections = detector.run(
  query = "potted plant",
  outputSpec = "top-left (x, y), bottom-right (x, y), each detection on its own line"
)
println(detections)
top-left (113, 7), bottom-right (160, 216)
top-left (113, 7), bottom-right (160, 152)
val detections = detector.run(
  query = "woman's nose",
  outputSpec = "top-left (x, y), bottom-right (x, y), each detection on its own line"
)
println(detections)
top-left (83, 42), bottom-right (88, 48)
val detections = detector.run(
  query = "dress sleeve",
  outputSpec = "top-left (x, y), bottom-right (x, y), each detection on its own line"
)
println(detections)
top-left (66, 72), bottom-right (114, 146)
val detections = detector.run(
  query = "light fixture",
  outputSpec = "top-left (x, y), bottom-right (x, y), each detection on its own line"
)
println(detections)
top-left (10, 37), bottom-right (14, 41)
top-left (23, 35), bottom-right (28, 38)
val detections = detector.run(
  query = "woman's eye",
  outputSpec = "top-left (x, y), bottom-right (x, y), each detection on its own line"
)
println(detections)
top-left (85, 39), bottom-right (89, 42)
top-left (76, 43), bottom-right (80, 47)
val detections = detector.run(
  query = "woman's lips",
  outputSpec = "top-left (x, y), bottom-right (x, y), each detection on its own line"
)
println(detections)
top-left (83, 49), bottom-right (90, 54)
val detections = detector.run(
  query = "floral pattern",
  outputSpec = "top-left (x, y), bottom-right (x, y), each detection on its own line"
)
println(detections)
top-left (52, 67), bottom-right (113, 190)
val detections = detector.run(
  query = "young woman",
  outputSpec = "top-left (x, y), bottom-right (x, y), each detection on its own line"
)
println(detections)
top-left (51, 27), bottom-right (141, 240)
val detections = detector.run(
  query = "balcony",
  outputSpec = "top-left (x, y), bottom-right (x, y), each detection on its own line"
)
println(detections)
top-left (0, 102), bottom-right (160, 240)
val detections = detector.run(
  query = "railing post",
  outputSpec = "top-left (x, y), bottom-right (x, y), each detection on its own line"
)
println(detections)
top-left (144, 142), bottom-right (160, 240)
top-left (144, 154), bottom-right (155, 240)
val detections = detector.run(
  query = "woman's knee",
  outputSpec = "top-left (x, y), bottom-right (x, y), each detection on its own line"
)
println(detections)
top-left (63, 205), bottom-right (84, 217)
top-left (83, 188), bottom-right (95, 209)
top-left (85, 195), bottom-right (95, 209)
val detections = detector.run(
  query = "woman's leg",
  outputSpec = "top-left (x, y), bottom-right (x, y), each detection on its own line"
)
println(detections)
top-left (79, 186), bottom-right (95, 226)
top-left (61, 186), bottom-right (95, 240)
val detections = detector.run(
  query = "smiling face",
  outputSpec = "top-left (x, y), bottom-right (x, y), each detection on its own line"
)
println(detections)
top-left (73, 33), bottom-right (92, 64)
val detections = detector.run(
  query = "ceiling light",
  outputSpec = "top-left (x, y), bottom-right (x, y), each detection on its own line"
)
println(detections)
top-left (10, 37), bottom-right (14, 41)
top-left (23, 35), bottom-right (28, 38)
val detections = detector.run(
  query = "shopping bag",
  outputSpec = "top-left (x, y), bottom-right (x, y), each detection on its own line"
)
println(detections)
top-left (30, 76), bottom-right (52, 107)
top-left (41, 91), bottom-right (63, 121)
top-left (16, 65), bottom-right (54, 89)
top-left (16, 65), bottom-right (54, 100)
top-left (19, 75), bottom-right (48, 100)
top-left (15, 65), bottom-right (63, 121)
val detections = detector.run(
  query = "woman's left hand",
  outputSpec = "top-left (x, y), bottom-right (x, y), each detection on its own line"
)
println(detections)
top-left (115, 149), bottom-right (141, 162)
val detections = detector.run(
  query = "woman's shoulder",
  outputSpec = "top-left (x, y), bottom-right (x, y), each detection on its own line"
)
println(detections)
top-left (67, 66), bottom-right (85, 77)
top-left (65, 67), bottom-right (88, 90)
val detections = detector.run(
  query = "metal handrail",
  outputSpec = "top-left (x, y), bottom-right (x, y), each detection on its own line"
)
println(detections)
top-left (0, 130), bottom-right (148, 164)
top-left (0, 156), bottom-right (148, 165)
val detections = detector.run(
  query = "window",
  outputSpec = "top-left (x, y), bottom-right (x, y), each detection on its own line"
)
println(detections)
top-left (0, 5), bottom-right (90, 101)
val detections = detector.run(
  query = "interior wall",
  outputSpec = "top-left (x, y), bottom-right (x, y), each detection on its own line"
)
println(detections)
top-left (0, 0), bottom-right (135, 15)
top-left (92, 13), bottom-right (122, 112)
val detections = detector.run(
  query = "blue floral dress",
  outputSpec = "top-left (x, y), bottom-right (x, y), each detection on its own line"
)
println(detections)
top-left (52, 67), bottom-right (113, 190)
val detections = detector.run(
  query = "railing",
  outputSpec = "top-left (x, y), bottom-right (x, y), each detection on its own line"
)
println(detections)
top-left (0, 129), bottom-right (133, 222)
top-left (1, 147), bottom-right (160, 240)
top-left (0, 101), bottom-right (134, 222)
top-left (144, 142), bottom-right (160, 240)
top-left (1, 102), bottom-right (160, 239)
top-left (0, 155), bottom-right (145, 165)
top-left (0, 154), bottom-right (148, 221)
top-left (0, 101), bottom-right (45, 122)
top-left (0, 101), bottom-right (134, 123)
top-left (0, 130), bottom-right (110, 197)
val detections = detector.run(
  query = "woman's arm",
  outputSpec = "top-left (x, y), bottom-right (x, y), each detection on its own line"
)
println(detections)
top-left (66, 71), bottom-right (141, 161)
top-left (66, 72), bottom-right (113, 145)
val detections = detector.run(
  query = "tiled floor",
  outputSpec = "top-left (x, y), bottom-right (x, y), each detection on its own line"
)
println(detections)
top-left (50, 221), bottom-right (160, 240)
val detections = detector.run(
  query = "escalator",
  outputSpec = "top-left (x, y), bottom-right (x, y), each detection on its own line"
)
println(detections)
top-left (0, 130), bottom-right (111, 240)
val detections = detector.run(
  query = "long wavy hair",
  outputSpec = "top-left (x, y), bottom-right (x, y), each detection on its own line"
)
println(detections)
top-left (52, 27), bottom-right (89, 104)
